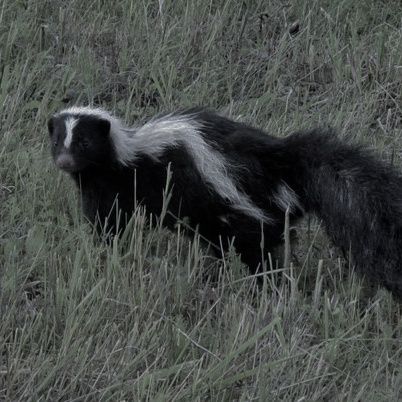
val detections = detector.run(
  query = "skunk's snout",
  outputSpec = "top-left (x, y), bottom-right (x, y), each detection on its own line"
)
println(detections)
top-left (55, 153), bottom-right (77, 172)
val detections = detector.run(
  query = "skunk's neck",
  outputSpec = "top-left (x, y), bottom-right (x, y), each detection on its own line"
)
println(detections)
top-left (69, 160), bottom-right (124, 189)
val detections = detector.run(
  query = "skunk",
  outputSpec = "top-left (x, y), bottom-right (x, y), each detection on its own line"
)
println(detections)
top-left (48, 106), bottom-right (402, 299)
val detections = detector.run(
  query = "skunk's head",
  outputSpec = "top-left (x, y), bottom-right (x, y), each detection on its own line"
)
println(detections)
top-left (48, 111), bottom-right (112, 173)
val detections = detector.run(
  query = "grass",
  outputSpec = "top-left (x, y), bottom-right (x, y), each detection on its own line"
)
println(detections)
top-left (1, 0), bottom-right (402, 400)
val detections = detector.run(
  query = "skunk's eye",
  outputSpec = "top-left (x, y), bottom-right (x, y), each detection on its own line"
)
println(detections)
top-left (80, 139), bottom-right (90, 149)
top-left (53, 140), bottom-right (58, 147)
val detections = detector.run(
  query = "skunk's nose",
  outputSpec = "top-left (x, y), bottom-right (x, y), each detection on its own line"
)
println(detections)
top-left (55, 154), bottom-right (77, 172)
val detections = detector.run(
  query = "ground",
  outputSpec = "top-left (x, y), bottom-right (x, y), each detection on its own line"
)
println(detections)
top-left (1, 0), bottom-right (402, 400)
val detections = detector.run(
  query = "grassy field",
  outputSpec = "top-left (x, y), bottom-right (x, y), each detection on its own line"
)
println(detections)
top-left (1, 0), bottom-right (402, 400)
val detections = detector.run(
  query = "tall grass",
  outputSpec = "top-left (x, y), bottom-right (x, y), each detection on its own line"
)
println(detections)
top-left (1, 0), bottom-right (402, 400)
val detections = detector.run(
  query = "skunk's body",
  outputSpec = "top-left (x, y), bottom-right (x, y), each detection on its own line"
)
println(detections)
top-left (48, 107), bottom-right (402, 299)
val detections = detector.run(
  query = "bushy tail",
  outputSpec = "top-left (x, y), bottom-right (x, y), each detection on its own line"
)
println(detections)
top-left (285, 130), bottom-right (402, 299)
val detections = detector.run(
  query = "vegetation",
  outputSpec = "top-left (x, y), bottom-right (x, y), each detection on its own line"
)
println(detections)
top-left (1, 0), bottom-right (402, 400)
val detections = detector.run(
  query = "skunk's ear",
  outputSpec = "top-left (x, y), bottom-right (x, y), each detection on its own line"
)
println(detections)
top-left (47, 117), bottom-right (55, 136)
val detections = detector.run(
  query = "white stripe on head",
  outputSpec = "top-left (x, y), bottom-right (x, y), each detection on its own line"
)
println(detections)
top-left (64, 117), bottom-right (78, 148)
top-left (55, 106), bottom-right (271, 222)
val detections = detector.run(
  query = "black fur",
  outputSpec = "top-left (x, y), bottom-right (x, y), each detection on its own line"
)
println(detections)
top-left (48, 108), bottom-right (402, 300)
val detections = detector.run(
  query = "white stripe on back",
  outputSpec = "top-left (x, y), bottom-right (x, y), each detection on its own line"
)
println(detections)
top-left (273, 182), bottom-right (302, 213)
